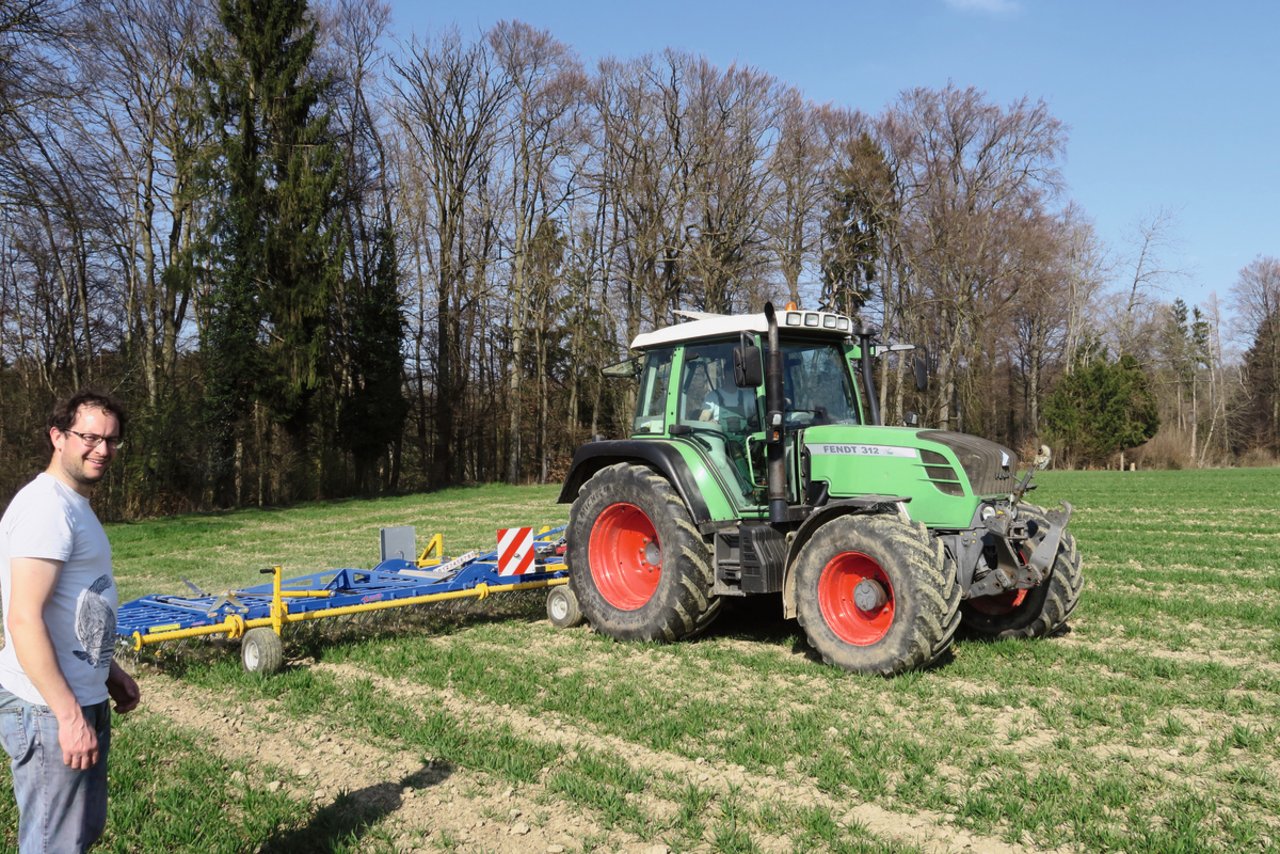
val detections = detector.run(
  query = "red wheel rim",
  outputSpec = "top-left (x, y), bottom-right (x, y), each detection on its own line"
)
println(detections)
top-left (818, 551), bottom-right (894, 645)
top-left (967, 588), bottom-right (1029, 615)
top-left (589, 502), bottom-right (661, 610)
top-left (970, 543), bottom-right (1033, 615)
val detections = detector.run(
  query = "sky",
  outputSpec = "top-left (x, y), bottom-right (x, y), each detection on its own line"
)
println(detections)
top-left (384, 0), bottom-right (1278, 322)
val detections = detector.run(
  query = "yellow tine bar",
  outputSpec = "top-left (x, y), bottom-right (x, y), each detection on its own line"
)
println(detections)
top-left (131, 576), bottom-right (568, 648)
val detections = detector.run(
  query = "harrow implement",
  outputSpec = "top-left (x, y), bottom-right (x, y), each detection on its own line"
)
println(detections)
top-left (115, 525), bottom-right (570, 673)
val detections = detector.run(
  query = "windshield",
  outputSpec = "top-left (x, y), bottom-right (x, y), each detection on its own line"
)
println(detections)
top-left (782, 341), bottom-right (861, 426)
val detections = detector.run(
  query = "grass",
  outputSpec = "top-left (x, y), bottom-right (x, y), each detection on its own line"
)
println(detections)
top-left (1, 469), bottom-right (1278, 851)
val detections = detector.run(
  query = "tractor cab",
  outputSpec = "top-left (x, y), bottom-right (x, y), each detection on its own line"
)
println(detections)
top-left (622, 305), bottom-right (874, 510)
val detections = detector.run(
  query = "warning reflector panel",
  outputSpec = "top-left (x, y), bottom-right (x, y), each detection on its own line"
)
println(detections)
top-left (497, 527), bottom-right (535, 576)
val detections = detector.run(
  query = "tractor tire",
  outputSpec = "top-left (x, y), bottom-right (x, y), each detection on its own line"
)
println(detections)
top-left (794, 513), bottom-right (960, 676)
top-left (566, 462), bottom-right (721, 642)
top-left (546, 585), bottom-right (584, 628)
top-left (961, 503), bottom-right (1083, 639)
top-left (241, 627), bottom-right (284, 675)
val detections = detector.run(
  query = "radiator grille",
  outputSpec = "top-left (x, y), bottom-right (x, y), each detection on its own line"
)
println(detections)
top-left (918, 431), bottom-right (1018, 497)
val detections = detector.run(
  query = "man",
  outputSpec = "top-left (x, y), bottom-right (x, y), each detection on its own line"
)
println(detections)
top-left (700, 375), bottom-right (759, 431)
top-left (0, 391), bottom-right (141, 852)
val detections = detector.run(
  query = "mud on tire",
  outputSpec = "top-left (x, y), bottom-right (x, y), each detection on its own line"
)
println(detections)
top-left (960, 503), bottom-right (1083, 639)
top-left (566, 462), bottom-right (720, 642)
top-left (794, 513), bottom-right (960, 676)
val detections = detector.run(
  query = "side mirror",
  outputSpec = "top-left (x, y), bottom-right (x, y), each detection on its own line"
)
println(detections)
top-left (903, 412), bottom-right (919, 428)
top-left (913, 352), bottom-right (928, 392)
top-left (733, 335), bottom-right (762, 387)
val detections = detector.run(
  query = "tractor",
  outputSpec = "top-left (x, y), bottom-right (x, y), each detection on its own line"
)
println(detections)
top-left (551, 302), bottom-right (1081, 675)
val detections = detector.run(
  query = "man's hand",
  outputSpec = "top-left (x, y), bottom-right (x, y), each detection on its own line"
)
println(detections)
top-left (56, 708), bottom-right (99, 770)
top-left (107, 661), bottom-right (140, 714)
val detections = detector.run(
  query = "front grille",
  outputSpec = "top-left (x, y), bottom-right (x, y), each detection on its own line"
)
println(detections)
top-left (918, 431), bottom-right (1018, 496)
top-left (920, 449), bottom-right (964, 496)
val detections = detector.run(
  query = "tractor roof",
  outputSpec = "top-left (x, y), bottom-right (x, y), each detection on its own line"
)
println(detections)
top-left (629, 308), bottom-right (857, 350)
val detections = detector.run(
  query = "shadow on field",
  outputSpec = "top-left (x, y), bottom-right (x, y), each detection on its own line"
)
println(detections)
top-left (699, 594), bottom-right (964, 672)
top-left (260, 762), bottom-right (452, 852)
top-left (703, 594), bottom-right (804, 645)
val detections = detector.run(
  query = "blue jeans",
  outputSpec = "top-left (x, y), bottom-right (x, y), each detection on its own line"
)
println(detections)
top-left (0, 690), bottom-right (111, 853)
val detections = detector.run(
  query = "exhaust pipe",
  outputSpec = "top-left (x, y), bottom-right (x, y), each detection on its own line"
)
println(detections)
top-left (856, 326), bottom-right (882, 427)
top-left (763, 303), bottom-right (787, 524)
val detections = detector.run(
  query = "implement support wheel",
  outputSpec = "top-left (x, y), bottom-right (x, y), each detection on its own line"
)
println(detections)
top-left (546, 585), bottom-right (584, 628)
top-left (241, 627), bottom-right (285, 674)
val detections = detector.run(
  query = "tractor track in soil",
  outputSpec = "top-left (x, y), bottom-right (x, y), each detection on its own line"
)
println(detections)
top-left (318, 659), bottom-right (1044, 853)
top-left (133, 661), bottom-right (1055, 854)
top-left (137, 669), bottom-right (625, 853)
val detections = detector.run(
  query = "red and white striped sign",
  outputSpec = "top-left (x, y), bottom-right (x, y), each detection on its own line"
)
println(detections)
top-left (497, 527), bottom-right (535, 576)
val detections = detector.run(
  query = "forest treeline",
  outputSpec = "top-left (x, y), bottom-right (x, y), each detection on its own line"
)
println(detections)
top-left (2, 0), bottom-right (1277, 520)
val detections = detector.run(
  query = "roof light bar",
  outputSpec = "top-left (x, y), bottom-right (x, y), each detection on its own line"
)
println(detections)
top-left (783, 309), bottom-right (853, 332)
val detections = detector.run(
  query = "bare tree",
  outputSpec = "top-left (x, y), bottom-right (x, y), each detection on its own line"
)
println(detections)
top-left (1056, 203), bottom-right (1106, 370)
top-left (0, 0), bottom-right (68, 126)
top-left (1230, 256), bottom-right (1280, 455)
top-left (71, 0), bottom-right (211, 408)
top-left (682, 58), bottom-right (780, 313)
top-left (488, 20), bottom-right (583, 482)
top-left (765, 90), bottom-right (825, 305)
top-left (880, 84), bottom-right (1066, 431)
top-left (391, 28), bottom-right (512, 486)
top-left (1110, 207), bottom-right (1185, 359)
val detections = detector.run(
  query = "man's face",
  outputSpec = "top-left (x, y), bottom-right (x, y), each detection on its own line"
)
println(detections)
top-left (51, 406), bottom-right (122, 491)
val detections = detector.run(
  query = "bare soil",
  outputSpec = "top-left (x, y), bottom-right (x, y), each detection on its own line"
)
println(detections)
top-left (135, 649), bottom-right (1044, 854)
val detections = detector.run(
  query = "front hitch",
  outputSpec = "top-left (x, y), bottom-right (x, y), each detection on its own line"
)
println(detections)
top-left (1024, 501), bottom-right (1073, 582)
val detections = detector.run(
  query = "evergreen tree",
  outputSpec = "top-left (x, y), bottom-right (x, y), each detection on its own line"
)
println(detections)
top-left (1235, 308), bottom-right (1280, 457)
top-left (338, 224), bottom-right (409, 493)
top-left (819, 132), bottom-right (893, 316)
top-left (1044, 346), bottom-right (1160, 467)
top-left (197, 0), bottom-right (343, 504)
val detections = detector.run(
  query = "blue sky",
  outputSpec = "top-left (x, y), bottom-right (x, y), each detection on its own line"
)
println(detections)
top-left (386, 0), bottom-right (1277, 319)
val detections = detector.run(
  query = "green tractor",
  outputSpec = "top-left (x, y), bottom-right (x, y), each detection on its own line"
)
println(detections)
top-left (553, 303), bottom-right (1081, 675)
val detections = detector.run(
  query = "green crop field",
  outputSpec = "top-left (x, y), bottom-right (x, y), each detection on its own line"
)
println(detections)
top-left (1, 469), bottom-right (1277, 852)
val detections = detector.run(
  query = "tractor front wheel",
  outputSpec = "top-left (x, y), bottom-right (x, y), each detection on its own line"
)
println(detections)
top-left (794, 513), bottom-right (959, 676)
top-left (961, 503), bottom-right (1083, 639)
top-left (566, 463), bottom-right (720, 642)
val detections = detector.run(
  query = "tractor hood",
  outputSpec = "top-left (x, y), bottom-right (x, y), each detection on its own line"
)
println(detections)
top-left (914, 429), bottom-right (1021, 496)
top-left (801, 425), bottom-right (1021, 522)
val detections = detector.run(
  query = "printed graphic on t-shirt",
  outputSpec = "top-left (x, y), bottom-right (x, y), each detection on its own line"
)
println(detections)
top-left (72, 575), bottom-right (116, 668)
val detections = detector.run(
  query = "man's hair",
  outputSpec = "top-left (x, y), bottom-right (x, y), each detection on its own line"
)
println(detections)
top-left (47, 390), bottom-right (129, 448)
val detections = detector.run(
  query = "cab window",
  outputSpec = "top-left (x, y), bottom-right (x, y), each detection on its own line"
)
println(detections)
top-left (782, 342), bottom-right (860, 426)
top-left (633, 347), bottom-right (674, 434)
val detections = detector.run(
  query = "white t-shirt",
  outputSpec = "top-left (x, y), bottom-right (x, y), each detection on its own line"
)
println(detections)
top-left (0, 473), bottom-right (117, 705)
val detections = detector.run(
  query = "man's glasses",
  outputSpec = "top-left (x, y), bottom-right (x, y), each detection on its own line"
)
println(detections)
top-left (64, 429), bottom-right (125, 451)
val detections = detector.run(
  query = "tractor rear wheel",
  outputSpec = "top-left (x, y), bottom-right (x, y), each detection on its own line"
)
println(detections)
top-left (566, 462), bottom-right (720, 642)
top-left (961, 503), bottom-right (1082, 639)
top-left (794, 513), bottom-right (959, 676)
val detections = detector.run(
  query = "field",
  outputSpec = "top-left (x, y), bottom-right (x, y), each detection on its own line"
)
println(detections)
top-left (1, 469), bottom-right (1278, 852)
